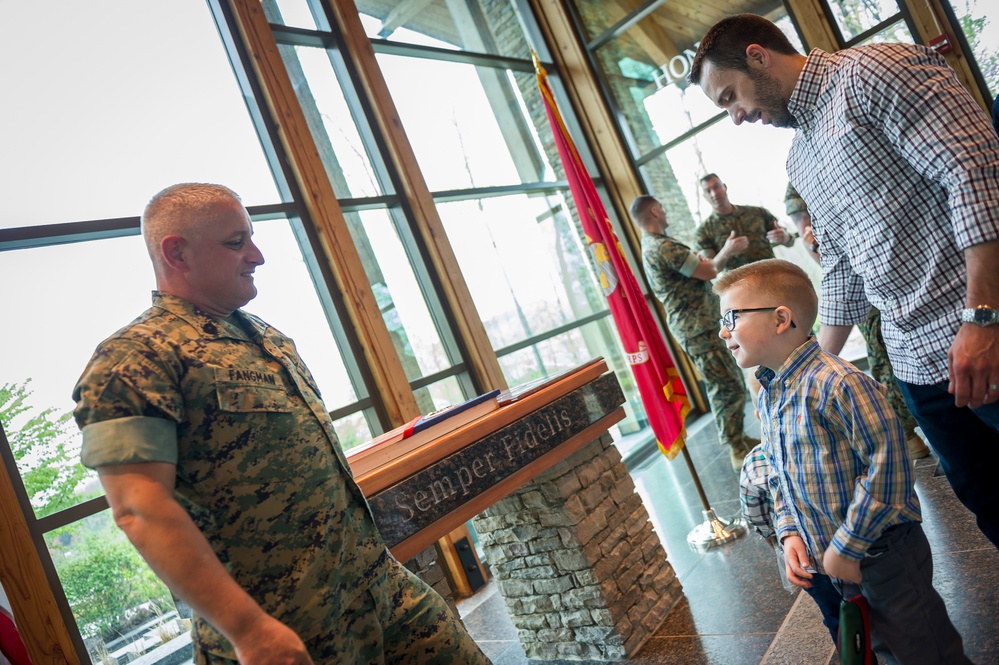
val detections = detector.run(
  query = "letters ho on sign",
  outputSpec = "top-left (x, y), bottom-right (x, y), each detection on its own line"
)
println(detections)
top-left (652, 45), bottom-right (700, 89)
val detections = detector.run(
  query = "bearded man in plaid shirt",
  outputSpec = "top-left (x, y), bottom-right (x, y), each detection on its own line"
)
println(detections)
top-left (689, 13), bottom-right (999, 552)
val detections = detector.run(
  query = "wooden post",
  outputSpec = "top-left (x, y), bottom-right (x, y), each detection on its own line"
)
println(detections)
top-left (0, 445), bottom-right (79, 665)
top-left (902, 0), bottom-right (989, 109)
top-left (784, 0), bottom-right (841, 52)
top-left (323, 0), bottom-right (509, 394)
top-left (226, 0), bottom-right (422, 425)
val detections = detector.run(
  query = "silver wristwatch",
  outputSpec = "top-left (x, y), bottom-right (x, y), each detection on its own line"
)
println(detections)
top-left (960, 305), bottom-right (999, 327)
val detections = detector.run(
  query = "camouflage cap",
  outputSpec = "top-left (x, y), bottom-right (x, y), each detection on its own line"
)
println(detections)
top-left (784, 182), bottom-right (807, 215)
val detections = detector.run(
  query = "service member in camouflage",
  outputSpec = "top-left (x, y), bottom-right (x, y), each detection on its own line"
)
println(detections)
top-left (631, 195), bottom-right (757, 471)
top-left (856, 308), bottom-right (931, 459)
top-left (697, 173), bottom-right (795, 272)
top-left (783, 185), bottom-right (930, 460)
top-left (783, 183), bottom-right (819, 263)
top-left (73, 183), bottom-right (490, 665)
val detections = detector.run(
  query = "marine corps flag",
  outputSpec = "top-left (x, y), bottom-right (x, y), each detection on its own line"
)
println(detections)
top-left (534, 55), bottom-right (689, 458)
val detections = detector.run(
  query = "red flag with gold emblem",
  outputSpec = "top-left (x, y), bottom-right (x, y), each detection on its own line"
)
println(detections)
top-left (535, 55), bottom-right (688, 458)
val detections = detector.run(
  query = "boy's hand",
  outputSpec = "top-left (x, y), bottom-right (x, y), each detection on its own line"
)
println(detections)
top-left (781, 535), bottom-right (815, 588)
top-left (823, 546), bottom-right (862, 583)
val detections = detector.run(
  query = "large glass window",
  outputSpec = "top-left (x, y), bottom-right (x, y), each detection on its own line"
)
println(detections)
top-left (44, 511), bottom-right (177, 662)
top-left (272, 40), bottom-right (471, 417)
top-left (436, 193), bottom-right (606, 353)
top-left (566, 0), bottom-right (803, 251)
top-left (1, 236), bottom-right (150, 519)
top-left (258, 0), bottom-right (655, 438)
top-left (278, 45), bottom-right (390, 198)
top-left (0, 0), bottom-right (279, 229)
top-left (824, 0), bottom-right (913, 44)
top-left (0, 1), bottom-right (379, 659)
top-left (377, 55), bottom-right (556, 192)
top-left (357, 0), bottom-right (532, 58)
top-left (829, 0), bottom-right (904, 40)
top-left (362, 2), bottom-right (651, 436)
top-left (945, 0), bottom-right (999, 98)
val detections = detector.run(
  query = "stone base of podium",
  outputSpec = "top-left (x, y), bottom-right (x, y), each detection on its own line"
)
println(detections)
top-left (473, 432), bottom-right (683, 661)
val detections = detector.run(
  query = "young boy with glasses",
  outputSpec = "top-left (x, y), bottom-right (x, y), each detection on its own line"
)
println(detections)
top-left (714, 259), bottom-right (969, 664)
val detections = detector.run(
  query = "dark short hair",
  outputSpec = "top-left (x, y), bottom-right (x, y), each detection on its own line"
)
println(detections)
top-left (699, 173), bottom-right (721, 186)
top-left (629, 195), bottom-right (658, 226)
top-left (689, 14), bottom-right (799, 85)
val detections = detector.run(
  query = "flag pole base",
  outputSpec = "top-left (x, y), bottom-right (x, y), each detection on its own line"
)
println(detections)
top-left (687, 509), bottom-right (747, 552)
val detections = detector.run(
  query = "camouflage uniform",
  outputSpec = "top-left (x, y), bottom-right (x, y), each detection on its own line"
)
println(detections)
top-left (641, 232), bottom-right (748, 451)
top-left (856, 307), bottom-right (919, 437)
top-left (696, 205), bottom-right (782, 272)
top-left (73, 292), bottom-right (489, 665)
top-left (784, 183), bottom-right (806, 217)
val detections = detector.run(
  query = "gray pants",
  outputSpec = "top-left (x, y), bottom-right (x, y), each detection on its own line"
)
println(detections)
top-left (834, 522), bottom-right (970, 665)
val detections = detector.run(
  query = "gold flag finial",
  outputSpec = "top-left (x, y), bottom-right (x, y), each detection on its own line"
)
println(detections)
top-left (531, 50), bottom-right (546, 77)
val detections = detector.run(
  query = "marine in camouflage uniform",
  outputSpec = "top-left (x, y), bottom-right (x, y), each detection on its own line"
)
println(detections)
top-left (697, 174), bottom-right (793, 273)
top-left (74, 184), bottom-right (489, 665)
top-left (639, 227), bottom-right (751, 460)
top-left (783, 183), bottom-right (819, 263)
top-left (696, 205), bottom-right (784, 272)
top-left (857, 307), bottom-right (924, 446)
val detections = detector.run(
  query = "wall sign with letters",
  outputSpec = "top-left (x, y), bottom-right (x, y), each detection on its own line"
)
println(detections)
top-left (368, 373), bottom-right (625, 548)
top-left (652, 44), bottom-right (699, 89)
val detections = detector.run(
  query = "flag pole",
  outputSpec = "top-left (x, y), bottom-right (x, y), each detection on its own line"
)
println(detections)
top-left (533, 53), bottom-right (744, 551)
top-left (680, 445), bottom-right (746, 551)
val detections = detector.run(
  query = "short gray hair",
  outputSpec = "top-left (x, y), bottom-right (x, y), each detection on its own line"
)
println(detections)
top-left (141, 183), bottom-right (242, 266)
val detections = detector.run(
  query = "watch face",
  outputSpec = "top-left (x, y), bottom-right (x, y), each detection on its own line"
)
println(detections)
top-left (974, 307), bottom-right (995, 325)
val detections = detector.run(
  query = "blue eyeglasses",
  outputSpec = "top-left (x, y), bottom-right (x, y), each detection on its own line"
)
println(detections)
top-left (720, 307), bottom-right (797, 332)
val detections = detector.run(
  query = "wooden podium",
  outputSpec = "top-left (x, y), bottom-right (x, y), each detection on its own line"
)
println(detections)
top-left (350, 359), bottom-right (684, 661)
top-left (350, 359), bottom-right (625, 561)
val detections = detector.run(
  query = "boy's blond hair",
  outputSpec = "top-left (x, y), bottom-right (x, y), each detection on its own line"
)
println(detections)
top-left (714, 259), bottom-right (818, 332)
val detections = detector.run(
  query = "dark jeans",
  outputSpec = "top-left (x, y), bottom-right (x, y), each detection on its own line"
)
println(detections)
top-left (803, 572), bottom-right (841, 645)
top-left (833, 523), bottom-right (970, 665)
top-left (896, 380), bottom-right (999, 549)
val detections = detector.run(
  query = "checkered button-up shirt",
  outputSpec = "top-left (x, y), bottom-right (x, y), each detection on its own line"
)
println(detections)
top-left (757, 339), bottom-right (921, 563)
top-left (787, 45), bottom-right (999, 385)
top-left (739, 443), bottom-right (776, 541)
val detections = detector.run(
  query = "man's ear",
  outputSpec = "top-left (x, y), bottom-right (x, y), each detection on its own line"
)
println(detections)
top-left (161, 235), bottom-right (188, 272)
top-left (746, 44), bottom-right (771, 71)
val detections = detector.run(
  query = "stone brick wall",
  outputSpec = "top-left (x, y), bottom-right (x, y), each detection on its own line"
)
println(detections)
top-left (473, 432), bottom-right (682, 661)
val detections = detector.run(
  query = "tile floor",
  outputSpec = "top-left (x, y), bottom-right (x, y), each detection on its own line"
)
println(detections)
top-left (457, 411), bottom-right (999, 664)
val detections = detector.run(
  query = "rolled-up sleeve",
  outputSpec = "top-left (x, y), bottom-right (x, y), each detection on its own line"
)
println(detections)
top-left (74, 339), bottom-right (183, 469)
top-left (677, 250), bottom-right (700, 278)
top-left (818, 241), bottom-right (869, 326)
top-left (81, 416), bottom-right (178, 468)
